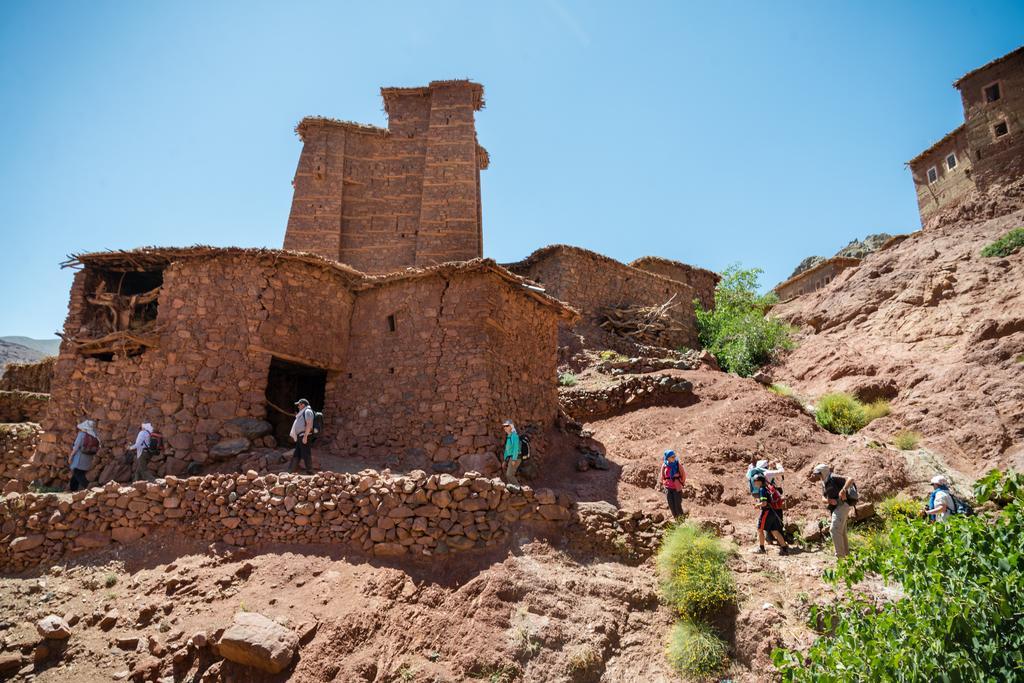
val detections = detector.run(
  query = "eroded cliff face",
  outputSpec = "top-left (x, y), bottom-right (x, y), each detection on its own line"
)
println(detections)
top-left (772, 181), bottom-right (1024, 475)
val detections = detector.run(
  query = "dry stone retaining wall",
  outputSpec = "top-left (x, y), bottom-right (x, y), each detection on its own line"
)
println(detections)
top-left (0, 424), bottom-right (41, 486)
top-left (0, 470), bottom-right (573, 573)
top-left (0, 357), bottom-right (55, 393)
top-left (559, 375), bottom-right (695, 423)
top-left (0, 391), bottom-right (48, 423)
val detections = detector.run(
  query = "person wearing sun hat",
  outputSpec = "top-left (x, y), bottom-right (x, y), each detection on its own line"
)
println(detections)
top-left (68, 419), bottom-right (100, 491)
top-left (660, 449), bottom-right (686, 518)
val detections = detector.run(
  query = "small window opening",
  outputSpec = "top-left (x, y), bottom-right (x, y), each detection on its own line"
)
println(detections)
top-left (264, 357), bottom-right (327, 446)
top-left (926, 166), bottom-right (938, 184)
top-left (993, 121), bottom-right (1009, 138)
top-left (984, 82), bottom-right (1001, 103)
top-left (387, 314), bottom-right (396, 332)
top-left (75, 265), bottom-right (165, 360)
top-left (389, 367), bottom-right (395, 374)
top-left (946, 153), bottom-right (957, 170)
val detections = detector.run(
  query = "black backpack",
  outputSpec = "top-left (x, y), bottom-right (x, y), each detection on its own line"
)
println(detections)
top-left (950, 494), bottom-right (975, 516)
top-left (145, 432), bottom-right (164, 455)
top-left (312, 411), bottom-right (324, 440)
top-left (519, 435), bottom-right (531, 461)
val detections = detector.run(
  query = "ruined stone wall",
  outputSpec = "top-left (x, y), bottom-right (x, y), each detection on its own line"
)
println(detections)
top-left (283, 81), bottom-right (485, 274)
top-left (0, 423), bottom-right (41, 486)
top-left (910, 128), bottom-right (975, 225)
top-left (507, 247), bottom-right (699, 352)
top-left (31, 255), bottom-right (353, 486)
top-left (958, 49), bottom-right (1024, 191)
top-left (0, 357), bottom-right (55, 393)
top-left (628, 257), bottom-right (720, 309)
top-left (0, 470), bottom-right (574, 573)
top-left (0, 391), bottom-right (48, 423)
top-left (331, 272), bottom-right (560, 469)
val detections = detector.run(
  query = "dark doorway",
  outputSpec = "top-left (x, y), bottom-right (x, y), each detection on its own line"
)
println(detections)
top-left (265, 357), bottom-right (327, 445)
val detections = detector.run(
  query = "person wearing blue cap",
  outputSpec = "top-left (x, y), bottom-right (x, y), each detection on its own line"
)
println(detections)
top-left (660, 450), bottom-right (686, 518)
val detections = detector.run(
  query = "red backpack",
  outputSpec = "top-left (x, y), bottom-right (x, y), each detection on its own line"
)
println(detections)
top-left (765, 483), bottom-right (784, 510)
top-left (81, 433), bottom-right (99, 455)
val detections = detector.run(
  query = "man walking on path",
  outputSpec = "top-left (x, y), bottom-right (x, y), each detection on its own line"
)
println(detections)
top-left (289, 399), bottom-right (315, 474)
top-left (129, 422), bottom-right (156, 482)
top-left (924, 475), bottom-right (956, 522)
top-left (69, 419), bottom-right (100, 491)
top-left (501, 419), bottom-right (521, 486)
top-left (753, 473), bottom-right (790, 555)
top-left (811, 463), bottom-right (856, 558)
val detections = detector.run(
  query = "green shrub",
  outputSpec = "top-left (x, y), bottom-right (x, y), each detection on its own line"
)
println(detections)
top-left (980, 227), bottom-right (1024, 257)
top-left (657, 523), bottom-right (735, 619)
top-left (974, 469), bottom-right (1024, 506)
top-left (666, 619), bottom-right (728, 681)
top-left (814, 393), bottom-right (867, 435)
top-left (104, 573), bottom-right (118, 588)
top-left (877, 495), bottom-right (920, 523)
top-left (768, 383), bottom-right (794, 397)
top-left (598, 350), bottom-right (628, 362)
top-left (557, 372), bottom-right (577, 387)
top-left (862, 399), bottom-right (890, 422)
top-left (893, 431), bottom-right (921, 450)
top-left (773, 472), bottom-right (1024, 682)
top-left (695, 265), bottom-right (795, 377)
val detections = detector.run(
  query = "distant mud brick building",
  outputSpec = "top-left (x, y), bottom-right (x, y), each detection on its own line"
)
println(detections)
top-left (909, 46), bottom-right (1024, 224)
top-left (29, 248), bottom-right (571, 486)
top-left (628, 256), bottom-right (720, 309)
top-left (506, 245), bottom-right (700, 352)
top-left (283, 80), bottom-right (488, 274)
top-left (773, 257), bottom-right (861, 302)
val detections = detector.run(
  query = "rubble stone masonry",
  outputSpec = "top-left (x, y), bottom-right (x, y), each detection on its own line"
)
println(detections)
top-left (628, 256), bottom-right (720, 309)
top-left (283, 81), bottom-right (487, 274)
top-left (0, 470), bottom-right (573, 572)
top-left (0, 357), bottom-right (55, 393)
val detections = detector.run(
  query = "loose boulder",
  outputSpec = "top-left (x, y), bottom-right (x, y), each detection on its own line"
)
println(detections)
top-left (209, 438), bottom-right (251, 460)
top-left (36, 615), bottom-right (71, 640)
top-left (216, 612), bottom-right (298, 674)
top-left (224, 418), bottom-right (273, 440)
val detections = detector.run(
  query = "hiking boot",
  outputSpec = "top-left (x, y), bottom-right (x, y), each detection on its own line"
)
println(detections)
top-left (754, 546), bottom-right (766, 554)
top-left (779, 546), bottom-right (790, 556)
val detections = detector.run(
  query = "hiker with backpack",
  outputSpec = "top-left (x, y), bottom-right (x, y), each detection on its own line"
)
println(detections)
top-left (660, 450), bottom-right (687, 518)
top-left (923, 475), bottom-right (956, 522)
top-left (753, 473), bottom-right (791, 555)
top-left (129, 422), bottom-right (160, 481)
top-left (501, 419), bottom-right (522, 486)
top-left (746, 459), bottom-right (785, 498)
top-left (811, 463), bottom-right (857, 558)
top-left (288, 398), bottom-right (316, 475)
top-left (68, 419), bottom-right (100, 491)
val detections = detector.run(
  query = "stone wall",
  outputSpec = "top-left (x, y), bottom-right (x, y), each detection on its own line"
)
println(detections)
top-left (283, 81), bottom-right (487, 274)
top-left (506, 246), bottom-right (700, 353)
top-left (559, 375), bottom-right (694, 422)
top-left (908, 126), bottom-right (976, 226)
top-left (0, 470), bottom-right (574, 573)
top-left (628, 257), bottom-right (719, 309)
top-left (958, 48), bottom-right (1024, 192)
top-left (0, 391), bottom-right (48, 423)
top-left (0, 423), bottom-right (41, 486)
top-left (0, 357), bottom-right (55, 393)
top-left (774, 257), bottom-right (861, 301)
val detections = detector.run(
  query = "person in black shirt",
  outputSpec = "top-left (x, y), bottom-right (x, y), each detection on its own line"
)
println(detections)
top-left (811, 463), bottom-right (855, 558)
top-left (753, 474), bottom-right (790, 555)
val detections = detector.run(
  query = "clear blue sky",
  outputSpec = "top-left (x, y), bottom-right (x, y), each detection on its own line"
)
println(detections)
top-left (1, 1), bottom-right (1021, 338)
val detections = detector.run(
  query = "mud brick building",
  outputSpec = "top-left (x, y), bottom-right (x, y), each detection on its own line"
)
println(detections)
top-left (506, 245), bottom-right (700, 352)
top-left (29, 248), bottom-right (572, 485)
top-left (628, 256), bottom-right (720, 309)
top-left (909, 46), bottom-right (1024, 224)
top-left (283, 80), bottom-right (488, 273)
top-left (773, 256), bottom-right (861, 302)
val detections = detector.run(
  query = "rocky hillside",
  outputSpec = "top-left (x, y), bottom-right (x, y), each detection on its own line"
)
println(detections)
top-left (788, 233), bottom-right (894, 279)
top-left (772, 181), bottom-right (1024, 477)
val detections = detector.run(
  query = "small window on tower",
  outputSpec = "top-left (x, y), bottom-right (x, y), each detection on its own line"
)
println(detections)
top-left (946, 153), bottom-right (957, 171)
top-left (993, 121), bottom-right (1009, 138)
top-left (387, 314), bottom-right (397, 332)
top-left (927, 166), bottom-right (938, 184)
top-left (984, 82), bottom-right (1001, 103)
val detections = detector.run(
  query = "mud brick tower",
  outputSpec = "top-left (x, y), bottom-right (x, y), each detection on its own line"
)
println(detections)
top-left (283, 80), bottom-right (488, 274)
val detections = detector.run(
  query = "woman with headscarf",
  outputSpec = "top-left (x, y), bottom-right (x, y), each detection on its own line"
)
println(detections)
top-left (129, 422), bottom-right (156, 482)
top-left (660, 450), bottom-right (686, 518)
top-left (68, 419), bottom-right (100, 491)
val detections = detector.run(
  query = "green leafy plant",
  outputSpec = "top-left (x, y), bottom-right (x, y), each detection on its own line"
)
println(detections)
top-left (694, 265), bottom-right (795, 377)
top-left (773, 473), bottom-right (1024, 682)
top-left (877, 495), bottom-right (920, 523)
top-left (893, 431), bottom-right (921, 450)
top-left (862, 399), bottom-right (890, 422)
top-left (814, 392), bottom-right (867, 435)
top-left (974, 468), bottom-right (1024, 506)
top-left (598, 350), bottom-right (628, 362)
top-left (980, 227), bottom-right (1024, 257)
top-left (557, 372), bottom-right (577, 387)
top-left (657, 523), bottom-right (735, 619)
top-left (666, 619), bottom-right (728, 681)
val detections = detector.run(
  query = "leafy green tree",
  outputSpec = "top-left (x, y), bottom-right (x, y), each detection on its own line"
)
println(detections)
top-left (695, 265), bottom-right (794, 376)
top-left (773, 472), bottom-right (1024, 682)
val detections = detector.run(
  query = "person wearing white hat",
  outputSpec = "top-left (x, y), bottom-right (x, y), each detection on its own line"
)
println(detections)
top-left (810, 463), bottom-right (857, 558)
top-left (69, 419), bottom-right (100, 491)
top-left (924, 475), bottom-right (955, 522)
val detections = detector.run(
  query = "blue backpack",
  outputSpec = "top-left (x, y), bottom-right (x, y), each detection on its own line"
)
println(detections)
top-left (747, 467), bottom-right (765, 496)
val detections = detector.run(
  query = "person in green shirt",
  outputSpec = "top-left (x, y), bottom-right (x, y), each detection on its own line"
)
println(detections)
top-left (501, 419), bottom-right (521, 486)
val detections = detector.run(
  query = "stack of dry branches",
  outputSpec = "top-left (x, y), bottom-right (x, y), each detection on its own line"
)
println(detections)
top-left (598, 295), bottom-right (684, 345)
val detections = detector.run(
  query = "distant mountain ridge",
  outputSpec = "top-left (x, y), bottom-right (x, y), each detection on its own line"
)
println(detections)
top-left (788, 233), bottom-right (895, 279)
top-left (0, 336), bottom-right (61, 357)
